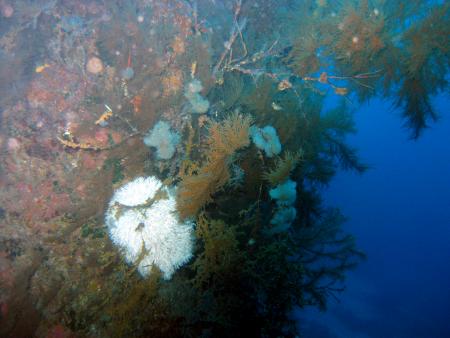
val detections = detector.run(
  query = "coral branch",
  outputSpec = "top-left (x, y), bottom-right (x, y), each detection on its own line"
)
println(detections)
top-left (177, 112), bottom-right (253, 219)
top-left (303, 70), bottom-right (382, 95)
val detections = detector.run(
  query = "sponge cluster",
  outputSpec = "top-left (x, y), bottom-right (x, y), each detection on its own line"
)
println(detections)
top-left (268, 179), bottom-right (297, 234)
top-left (184, 79), bottom-right (210, 114)
top-left (143, 121), bottom-right (180, 160)
top-left (250, 125), bottom-right (282, 157)
top-left (105, 176), bottom-right (194, 280)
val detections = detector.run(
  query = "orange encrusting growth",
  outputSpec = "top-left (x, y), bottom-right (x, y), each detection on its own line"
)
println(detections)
top-left (95, 110), bottom-right (113, 125)
top-left (57, 137), bottom-right (103, 151)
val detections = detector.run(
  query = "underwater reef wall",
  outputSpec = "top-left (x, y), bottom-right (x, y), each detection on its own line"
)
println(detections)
top-left (0, 0), bottom-right (447, 337)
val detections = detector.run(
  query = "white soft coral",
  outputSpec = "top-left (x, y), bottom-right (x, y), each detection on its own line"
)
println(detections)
top-left (105, 176), bottom-right (194, 280)
top-left (268, 179), bottom-right (297, 233)
top-left (143, 121), bottom-right (180, 160)
top-left (250, 125), bottom-right (282, 157)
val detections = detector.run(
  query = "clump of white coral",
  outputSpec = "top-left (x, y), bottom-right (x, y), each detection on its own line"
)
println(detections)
top-left (184, 78), bottom-right (210, 114)
top-left (269, 179), bottom-right (297, 206)
top-left (268, 179), bottom-right (297, 234)
top-left (250, 125), bottom-right (282, 157)
top-left (105, 176), bottom-right (194, 280)
top-left (143, 121), bottom-right (180, 160)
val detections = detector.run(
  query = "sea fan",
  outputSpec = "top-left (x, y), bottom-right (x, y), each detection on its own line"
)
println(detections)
top-left (177, 112), bottom-right (253, 219)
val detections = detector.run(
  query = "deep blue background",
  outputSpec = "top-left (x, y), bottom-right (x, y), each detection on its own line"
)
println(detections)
top-left (296, 94), bottom-right (450, 337)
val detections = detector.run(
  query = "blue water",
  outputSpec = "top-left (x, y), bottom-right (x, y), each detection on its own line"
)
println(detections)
top-left (297, 95), bottom-right (450, 337)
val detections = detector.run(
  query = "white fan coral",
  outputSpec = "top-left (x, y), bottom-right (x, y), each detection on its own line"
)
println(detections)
top-left (105, 176), bottom-right (194, 280)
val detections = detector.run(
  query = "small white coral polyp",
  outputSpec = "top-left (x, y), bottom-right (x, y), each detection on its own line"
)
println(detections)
top-left (105, 176), bottom-right (194, 280)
